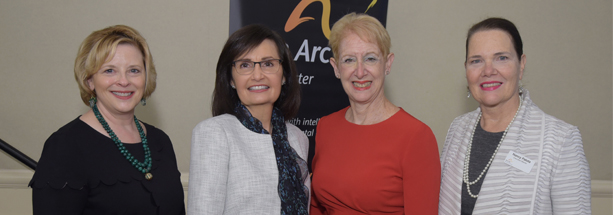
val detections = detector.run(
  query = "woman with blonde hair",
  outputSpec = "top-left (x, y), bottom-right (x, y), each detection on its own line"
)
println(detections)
top-left (310, 13), bottom-right (440, 214)
top-left (30, 25), bottom-right (185, 214)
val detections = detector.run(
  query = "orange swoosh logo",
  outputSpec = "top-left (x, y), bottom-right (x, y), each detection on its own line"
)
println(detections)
top-left (284, 0), bottom-right (378, 39)
top-left (285, 0), bottom-right (331, 39)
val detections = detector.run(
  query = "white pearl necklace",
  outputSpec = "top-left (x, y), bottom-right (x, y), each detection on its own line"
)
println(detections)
top-left (463, 96), bottom-right (523, 198)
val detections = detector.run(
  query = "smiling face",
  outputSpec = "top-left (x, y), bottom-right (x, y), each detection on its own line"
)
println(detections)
top-left (330, 32), bottom-right (394, 106)
top-left (231, 39), bottom-right (285, 113)
top-left (88, 44), bottom-right (146, 115)
top-left (466, 29), bottom-right (525, 109)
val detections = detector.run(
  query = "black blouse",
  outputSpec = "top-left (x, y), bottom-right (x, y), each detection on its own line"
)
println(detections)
top-left (29, 118), bottom-right (185, 215)
top-left (461, 123), bottom-right (504, 215)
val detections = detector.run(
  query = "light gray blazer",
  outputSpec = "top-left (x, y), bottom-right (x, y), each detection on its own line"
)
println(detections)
top-left (187, 114), bottom-right (310, 215)
top-left (439, 90), bottom-right (591, 214)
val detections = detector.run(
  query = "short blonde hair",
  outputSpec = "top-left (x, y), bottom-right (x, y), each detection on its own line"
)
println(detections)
top-left (329, 13), bottom-right (391, 59)
top-left (74, 25), bottom-right (156, 106)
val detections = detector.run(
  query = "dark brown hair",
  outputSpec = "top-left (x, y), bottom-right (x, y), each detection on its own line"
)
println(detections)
top-left (466, 17), bottom-right (523, 61)
top-left (211, 24), bottom-right (301, 119)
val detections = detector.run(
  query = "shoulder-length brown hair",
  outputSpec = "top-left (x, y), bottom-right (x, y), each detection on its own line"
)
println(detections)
top-left (212, 24), bottom-right (301, 119)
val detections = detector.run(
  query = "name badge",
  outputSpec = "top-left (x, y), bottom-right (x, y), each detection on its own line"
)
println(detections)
top-left (504, 151), bottom-right (534, 173)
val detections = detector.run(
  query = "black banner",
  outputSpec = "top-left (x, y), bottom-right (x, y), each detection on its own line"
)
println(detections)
top-left (229, 0), bottom-right (389, 170)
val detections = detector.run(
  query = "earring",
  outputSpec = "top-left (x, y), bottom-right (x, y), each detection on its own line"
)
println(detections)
top-left (89, 96), bottom-right (96, 108)
top-left (231, 84), bottom-right (236, 89)
top-left (467, 87), bottom-right (471, 98)
top-left (519, 81), bottom-right (524, 95)
top-left (140, 98), bottom-right (147, 106)
top-left (282, 80), bottom-right (286, 85)
top-left (385, 71), bottom-right (390, 75)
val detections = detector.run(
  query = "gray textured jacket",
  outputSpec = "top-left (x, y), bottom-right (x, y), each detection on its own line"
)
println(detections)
top-left (439, 90), bottom-right (591, 214)
top-left (187, 114), bottom-right (310, 214)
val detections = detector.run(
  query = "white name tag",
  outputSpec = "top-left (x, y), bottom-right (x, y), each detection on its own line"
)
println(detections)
top-left (504, 151), bottom-right (535, 173)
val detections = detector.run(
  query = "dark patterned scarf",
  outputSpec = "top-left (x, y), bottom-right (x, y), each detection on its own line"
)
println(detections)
top-left (234, 104), bottom-right (309, 215)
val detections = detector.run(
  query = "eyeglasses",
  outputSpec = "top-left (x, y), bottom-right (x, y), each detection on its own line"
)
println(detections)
top-left (232, 59), bottom-right (283, 75)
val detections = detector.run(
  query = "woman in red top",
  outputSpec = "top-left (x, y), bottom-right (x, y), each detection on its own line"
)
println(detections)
top-left (310, 13), bottom-right (440, 214)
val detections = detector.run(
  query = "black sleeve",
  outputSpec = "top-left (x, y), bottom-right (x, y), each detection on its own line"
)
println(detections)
top-left (30, 131), bottom-right (89, 215)
top-left (32, 185), bottom-right (88, 215)
top-left (146, 125), bottom-right (186, 214)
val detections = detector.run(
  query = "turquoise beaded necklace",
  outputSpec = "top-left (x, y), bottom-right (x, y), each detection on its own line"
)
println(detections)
top-left (91, 98), bottom-right (153, 180)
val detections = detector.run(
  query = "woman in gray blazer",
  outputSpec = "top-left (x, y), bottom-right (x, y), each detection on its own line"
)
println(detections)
top-left (439, 18), bottom-right (591, 214)
top-left (187, 24), bottom-right (310, 215)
